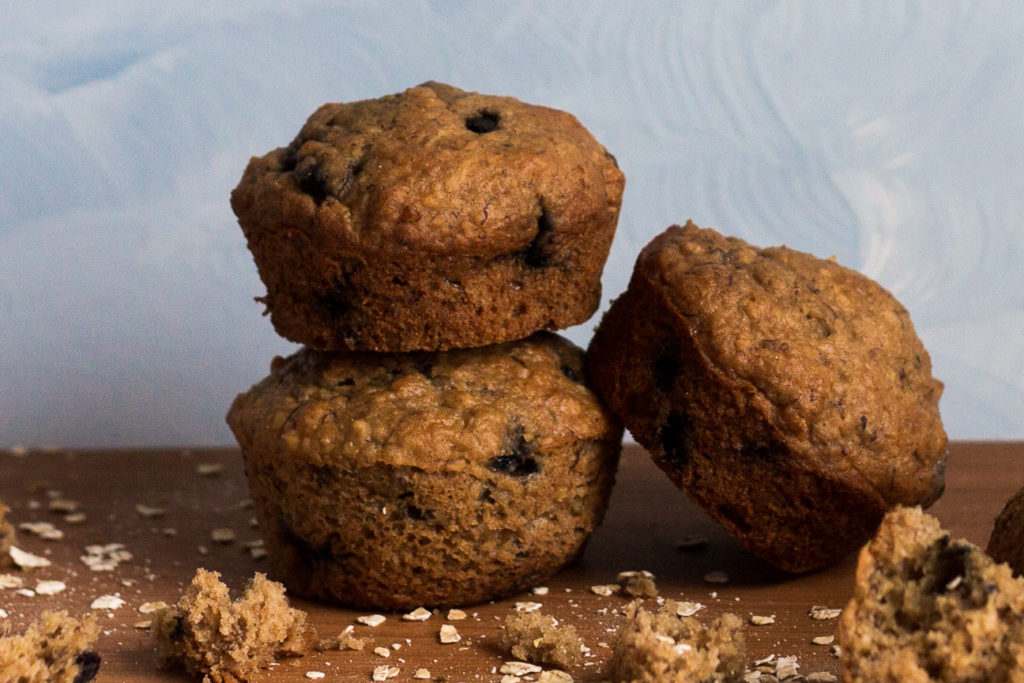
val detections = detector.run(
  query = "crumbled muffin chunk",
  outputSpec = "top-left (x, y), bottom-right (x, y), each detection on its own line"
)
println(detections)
top-left (500, 610), bottom-right (585, 669)
top-left (607, 599), bottom-right (746, 682)
top-left (0, 611), bottom-right (101, 682)
top-left (838, 506), bottom-right (1024, 681)
top-left (151, 569), bottom-right (314, 682)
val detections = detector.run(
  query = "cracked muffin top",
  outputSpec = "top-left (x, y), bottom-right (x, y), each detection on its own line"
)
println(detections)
top-left (639, 221), bottom-right (947, 505)
top-left (226, 332), bottom-right (616, 473)
top-left (230, 81), bottom-right (623, 256)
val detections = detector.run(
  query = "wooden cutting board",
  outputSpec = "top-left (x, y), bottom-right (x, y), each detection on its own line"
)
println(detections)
top-left (1, 441), bottom-right (1022, 681)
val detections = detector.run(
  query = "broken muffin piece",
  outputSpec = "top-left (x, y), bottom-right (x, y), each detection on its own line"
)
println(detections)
top-left (500, 609), bottom-right (585, 670)
top-left (0, 611), bottom-right (101, 682)
top-left (151, 568), bottom-right (314, 683)
top-left (838, 506), bottom-right (1024, 682)
top-left (607, 599), bottom-right (746, 682)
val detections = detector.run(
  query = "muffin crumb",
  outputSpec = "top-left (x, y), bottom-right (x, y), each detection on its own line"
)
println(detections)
top-left (500, 609), bottom-right (585, 669)
top-left (151, 568), bottom-right (314, 682)
top-left (0, 610), bottom-right (101, 682)
top-left (608, 599), bottom-right (746, 682)
top-left (838, 506), bottom-right (1024, 681)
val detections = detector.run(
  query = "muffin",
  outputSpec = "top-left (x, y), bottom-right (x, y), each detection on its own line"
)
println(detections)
top-left (987, 485), bottom-right (1024, 576)
top-left (586, 221), bottom-right (947, 573)
top-left (227, 332), bottom-right (622, 610)
top-left (838, 506), bottom-right (1024, 681)
top-left (231, 81), bottom-right (624, 352)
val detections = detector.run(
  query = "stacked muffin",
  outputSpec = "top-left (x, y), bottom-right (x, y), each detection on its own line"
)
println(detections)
top-left (226, 82), bottom-right (625, 610)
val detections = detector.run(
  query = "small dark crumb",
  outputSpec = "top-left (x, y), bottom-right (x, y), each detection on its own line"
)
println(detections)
top-left (618, 570), bottom-right (659, 598)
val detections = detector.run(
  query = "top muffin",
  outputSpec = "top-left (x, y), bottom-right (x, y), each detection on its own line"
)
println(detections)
top-left (231, 81), bottom-right (624, 351)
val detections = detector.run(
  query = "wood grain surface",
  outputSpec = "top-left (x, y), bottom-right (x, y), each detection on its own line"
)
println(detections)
top-left (1, 442), bottom-right (1022, 682)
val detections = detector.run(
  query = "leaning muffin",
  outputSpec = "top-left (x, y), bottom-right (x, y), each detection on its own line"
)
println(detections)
top-left (988, 485), bottom-right (1024, 576)
top-left (838, 506), bottom-right (1024, 681)
top-left (231, 81), bottom-right (624, 352)
top-left (586, 221), bottom-right (947, 573)
top-left (227, 332), bottom-right (622, 610)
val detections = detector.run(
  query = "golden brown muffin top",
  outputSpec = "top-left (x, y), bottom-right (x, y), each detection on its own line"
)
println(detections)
top-left (231, 81), bottom-right (624, 256)
top-left (637, 221), bottom-right (946, 505)
top-left (227, 333), bottom-right (615, 473)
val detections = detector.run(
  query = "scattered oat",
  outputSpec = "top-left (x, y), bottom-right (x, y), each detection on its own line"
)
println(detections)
top-left (34, 580), bottom-right (66, 595)
top-left (357, 614), bottom-right (386, 627)
top-left (305, 671), bottom-right (326, 680)
top-left (196, 462), bottom-right (224, 476)
top-left (134, 620), bottom-right (152, 629)
top-left (811, 635), bottom-right (835, 646)
top-left (807, 672), bottom-right (837, 682)
top-left (91, 594), bottom-right (125, 610)
top-left (750, 614), bottom-right (775, 626)
top-left (500, 661), bottom-right (543, 676)
top-left (439, 624), bottom-right (461, 644)
top-left (674, 601), bottom-right (704, 617)
top-left (703, 570), bottom-right (729, 584)
top-left (402, 606), bottom-right (432, 621)
top-left (64, 512), bottom-right (87, 524)
top-left (515, 601), bottom-right (543, 613)
top-left (412, 668), bottom-right (431, 679)
top-left (774, 655), bottom-right (800, 679)
top-left (9, 546), bottom-right (51, 569)
top-left (139, 601), bottom-right (168, 614)
top-left (197, 545), bottom-right (209, 555)
top-left (243, 539), bottom-right (266, 559)
top-left (0, 573), bottom-right (25, 589)
top-left (808, 605), bottom-right (842, 620)
top-left (81, 543), bottom-right (132, 571)
top-left (532, 585), bottom-right (550, 595)
top-left (47, 498), bottom-right (79, 513)
top-left (16, 588), bottom-right (35, 597)
top-left (372, 665), bottom-right (400, 681)
top-left (829, 643), bottom-right (842, 658)
top-left (211, 528), bottom-right (236, 544)
top-left (373, 646), bottom-right (391, 658)
top-left (135, 504), bottom-right (166, 518)
top-left (447, 608), bottom-right (468, 621)
top-left (538, 671), bottom-right (573, 682)
top-left (589, 584), bottom-right (620, 597)
top-left (17, 521), bottom-right (63, 540)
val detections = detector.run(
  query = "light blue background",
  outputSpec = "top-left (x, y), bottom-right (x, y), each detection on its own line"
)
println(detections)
top-left (2, 2), bottom-right (1022, 447)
